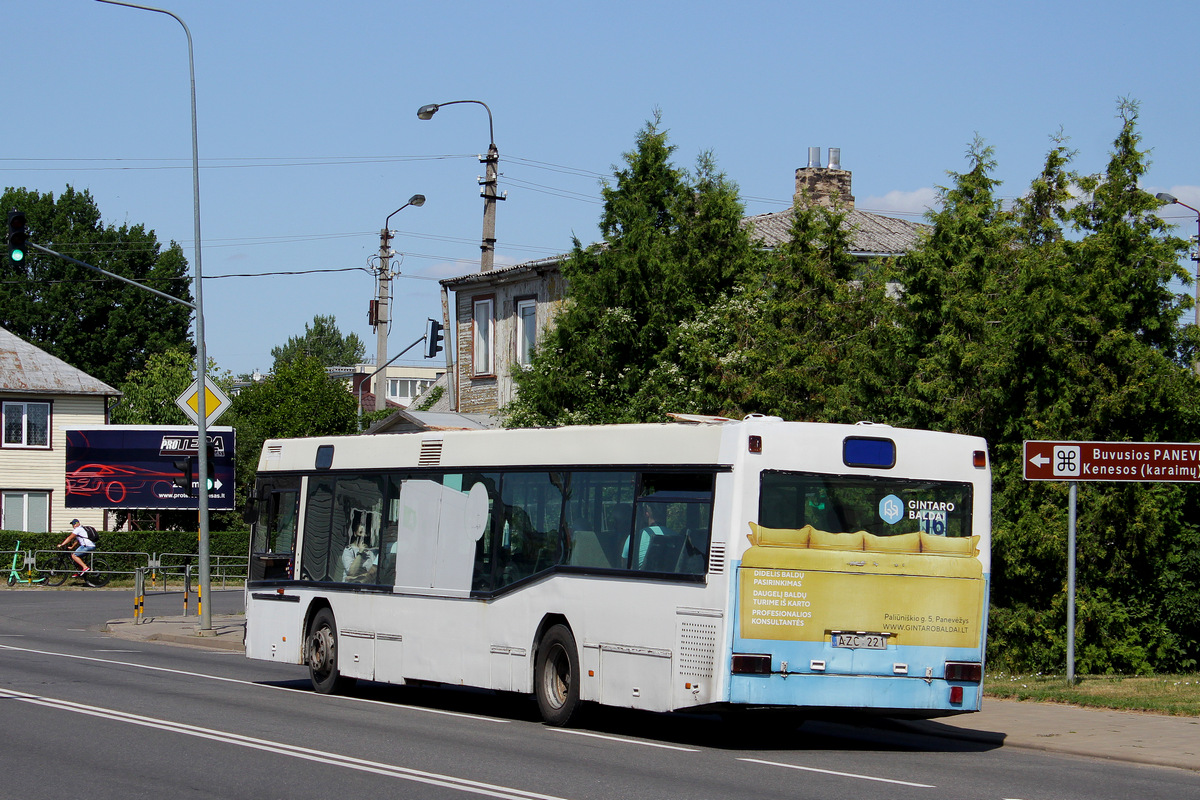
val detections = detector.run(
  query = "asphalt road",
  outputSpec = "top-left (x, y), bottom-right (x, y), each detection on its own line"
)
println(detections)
top-left (1, 588), bottom-right (1197, 800)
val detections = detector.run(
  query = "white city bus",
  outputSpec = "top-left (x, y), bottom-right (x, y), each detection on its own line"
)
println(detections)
top-left (244, 415), bottom-right (990, 725)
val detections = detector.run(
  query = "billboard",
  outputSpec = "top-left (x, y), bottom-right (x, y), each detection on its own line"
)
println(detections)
top-left (65, 426), bottom-right (236, 511)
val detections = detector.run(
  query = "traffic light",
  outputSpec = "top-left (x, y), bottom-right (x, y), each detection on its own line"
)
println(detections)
top-left (425, 318), bottom-right (444, 359)
top-left (7, 210), bottom-right (28, 265)
top-left (173, 457), bottom-right (196, 497)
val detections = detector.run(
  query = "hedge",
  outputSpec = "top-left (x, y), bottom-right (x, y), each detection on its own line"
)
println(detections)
top-left (1, 530), bottom-right (251, 573)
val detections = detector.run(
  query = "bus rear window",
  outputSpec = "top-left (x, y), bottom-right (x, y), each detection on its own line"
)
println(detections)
top-left (760, 471), bottom-right (972, 538)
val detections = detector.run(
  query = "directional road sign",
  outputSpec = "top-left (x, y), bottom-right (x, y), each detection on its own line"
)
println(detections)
top-left (176, 377), bottom-right (232, 427)
top-left (1024, 440), bottom-right (1200, 482)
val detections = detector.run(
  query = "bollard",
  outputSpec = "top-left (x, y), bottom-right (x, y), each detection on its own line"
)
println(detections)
top-left (133, 567), bottom-right (145, 622)
top-left (184, 564), bottom-right (192, 616)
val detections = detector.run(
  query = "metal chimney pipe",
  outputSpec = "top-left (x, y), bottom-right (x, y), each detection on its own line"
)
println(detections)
top-left (807, 146), bottom-right (822, 168)
top-left (828, 147), bottom-right (842, 170)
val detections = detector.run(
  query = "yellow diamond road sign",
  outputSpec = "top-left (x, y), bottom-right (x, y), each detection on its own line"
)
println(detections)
top-left (176, 378), bottom-right (231, 426)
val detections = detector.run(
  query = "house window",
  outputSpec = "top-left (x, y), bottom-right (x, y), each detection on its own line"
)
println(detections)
top-left (516, 298), bottom-right (537, 367)
top-left (473, 297), bottom-right (495, 376)
top-left (2, 491), bottom-right (49, 532)
top-left (3, 401), bottom-right (50, 448)
top-left (386, 378), bottom-right (437, 404)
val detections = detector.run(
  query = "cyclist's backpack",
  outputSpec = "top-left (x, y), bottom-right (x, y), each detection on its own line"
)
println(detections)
top-left (82, 525), bottom-right (99, 545)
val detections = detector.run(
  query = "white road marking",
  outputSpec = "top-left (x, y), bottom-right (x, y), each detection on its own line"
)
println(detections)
top-left (740, 757), bottom-right (936, 788)
top-left (0, 642), bottom-right (508, 723)
top-left (548, 728), bottom-right (699, 752)
top-left (0, 687), bottom-right (564, 800)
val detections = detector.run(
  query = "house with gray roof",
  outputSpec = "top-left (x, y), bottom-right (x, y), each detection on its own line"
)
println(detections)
top-left (0, 326), bottom-right (120, 532)
top-left (434, 149), bottom-right (928, 416)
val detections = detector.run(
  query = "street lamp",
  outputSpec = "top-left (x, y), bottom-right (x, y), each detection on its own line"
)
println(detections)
top-left (372, 194), bottom-right (425, 413)
top-left (1156, 192), bottom-right (1200, 373)
top-left (98, 0), bottom-right (214, 631)
top-left (417, 100), bottom-right (502, 271)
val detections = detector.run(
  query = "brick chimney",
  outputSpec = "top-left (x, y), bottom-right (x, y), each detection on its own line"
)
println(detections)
top-left (794, 147), bottom-right (854, 210)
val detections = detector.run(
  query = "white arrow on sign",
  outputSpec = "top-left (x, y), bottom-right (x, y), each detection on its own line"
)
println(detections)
top-left (1029, 453), bottom-right (1050, 468)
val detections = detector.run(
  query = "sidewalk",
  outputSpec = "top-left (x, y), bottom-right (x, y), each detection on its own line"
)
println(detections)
top-left (105, 613), bottom-right (246, 652)
top-left (893, 699), bottom-right (1200, 772)
top-left (102, 614), bottom-right (1200, 773)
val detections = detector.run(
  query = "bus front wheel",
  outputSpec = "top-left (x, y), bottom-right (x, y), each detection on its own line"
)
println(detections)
top-left (534, 624), bottom-right (581, 726)
top-left (306, 608), bottom-right (356, 694)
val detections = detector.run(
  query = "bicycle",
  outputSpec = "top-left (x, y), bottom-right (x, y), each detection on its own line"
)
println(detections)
top-left (6, 540), bottom-right (47, 586)
top-left (39, 547), bottom-right (110, 588)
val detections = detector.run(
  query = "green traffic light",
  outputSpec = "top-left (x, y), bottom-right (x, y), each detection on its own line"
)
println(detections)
top-left (7, 210), bottom-right (28, 264)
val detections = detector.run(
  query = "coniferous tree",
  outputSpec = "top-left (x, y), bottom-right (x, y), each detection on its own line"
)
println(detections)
top-left (894, 138), bottom-right (1017, 441)
top-left (746, 197), bottom-right (902, 424)
top-left (936, 106), bottom-right (1200, 673)
top-left (505, 118), bottom-right (761, 425)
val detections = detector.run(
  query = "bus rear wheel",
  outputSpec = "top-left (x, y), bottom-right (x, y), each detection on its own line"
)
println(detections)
top-left (534, 624), bottom-right (581, 726)
top-left (306, 608), bottom-right (356, 694)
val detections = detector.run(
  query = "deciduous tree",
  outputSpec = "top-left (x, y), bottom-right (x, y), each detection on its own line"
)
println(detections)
top-left (270, 314), bottom-right (364, 373)
top-left (0, 185), bottom-right (192, 387)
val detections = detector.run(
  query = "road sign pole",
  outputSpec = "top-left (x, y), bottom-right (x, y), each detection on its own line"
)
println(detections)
top-left (1067, 481), bottom-right (1077, 685)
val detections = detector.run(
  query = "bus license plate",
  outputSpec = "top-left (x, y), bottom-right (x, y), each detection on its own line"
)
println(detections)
top-left (833, 633), bottom-right (887, 650)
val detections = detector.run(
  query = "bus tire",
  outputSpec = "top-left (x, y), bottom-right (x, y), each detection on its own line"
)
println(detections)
top-left (534, 624), bottom-right (581, 726)
top-left (306, 607), bottom-right (356, 694)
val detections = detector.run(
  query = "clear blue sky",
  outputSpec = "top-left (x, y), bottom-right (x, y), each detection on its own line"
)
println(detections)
top-left (6, 0), bottom-right (1199, 378)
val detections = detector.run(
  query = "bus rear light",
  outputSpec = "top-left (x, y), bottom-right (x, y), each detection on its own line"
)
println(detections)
top-left (973, 450), bottom-right (987, 468)
top-left (945, 661), bottom-right (983, 682)
top-left (748, 435), bottom-right (763, 454)
top-left (731, 654), bottom-right (772, 674)
top-left (949, 686), bottom-right (964, 704)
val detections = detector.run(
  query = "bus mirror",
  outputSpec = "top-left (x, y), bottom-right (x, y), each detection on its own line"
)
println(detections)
top-left (241, 496), bottom-right (259, 525)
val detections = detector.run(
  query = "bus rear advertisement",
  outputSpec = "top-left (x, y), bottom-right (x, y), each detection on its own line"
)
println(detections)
top-left (243, 416), bottom-right (990, 725)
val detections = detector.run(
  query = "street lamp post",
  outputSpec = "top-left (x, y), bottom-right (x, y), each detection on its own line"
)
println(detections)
top-left (417, 101), bottom-right (502, 272)
top-left (1156, 192), bottom-right (1200, 373)
top-left (97, 0), bottom-right (214, 631)
top-left (373, 194), bottom-right (425, 413)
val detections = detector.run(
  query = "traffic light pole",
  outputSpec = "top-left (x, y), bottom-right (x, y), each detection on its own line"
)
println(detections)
top-left (28, 242), bottom-right (194, 308)
top-left (97, 0), bottom-right (212, 632)
top-left (356, 334), bottom-right (427, 429)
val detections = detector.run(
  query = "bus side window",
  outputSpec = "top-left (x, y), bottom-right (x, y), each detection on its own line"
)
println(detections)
top-left (300, 478), bottom-right (335, 581)
top-left (496, 472), bottom-right (564, 588)
top-left (249, 480), bottom-right (299, 582)
top-left (629, 472), bottom-right (715, 576)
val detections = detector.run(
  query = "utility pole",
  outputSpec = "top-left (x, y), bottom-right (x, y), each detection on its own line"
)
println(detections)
top-left (372, 195), bottom-right (425, 412)
top-left (480, 142), bottom-right (500, 271)
top-left (417, 101), bottom-right (502, 272)
top-left (374, 227), bottom-right (391, 412)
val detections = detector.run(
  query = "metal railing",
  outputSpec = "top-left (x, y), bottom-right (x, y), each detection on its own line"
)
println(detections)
top-left (4, 547), bottom-right (247, 589)
top-left (155, 551), bottom-right (248, 590)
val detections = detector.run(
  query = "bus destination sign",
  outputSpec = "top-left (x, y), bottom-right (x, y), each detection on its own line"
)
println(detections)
top-left (1024, 440), bottom-right (1200, 483)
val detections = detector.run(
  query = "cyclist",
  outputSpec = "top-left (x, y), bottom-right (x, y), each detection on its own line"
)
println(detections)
top-left (58, 519), bottom-right (96, 577)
